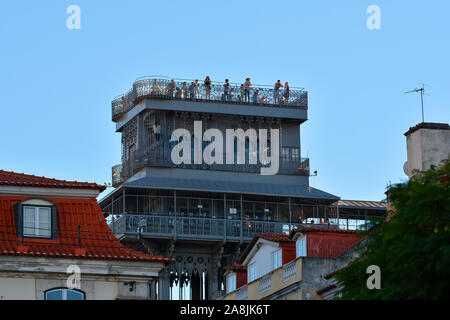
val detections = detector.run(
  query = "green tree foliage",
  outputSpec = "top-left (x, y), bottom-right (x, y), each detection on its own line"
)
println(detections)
top-left (335, 160), bottom-right (450, 299)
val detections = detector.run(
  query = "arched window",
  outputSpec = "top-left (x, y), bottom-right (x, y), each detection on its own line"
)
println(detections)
top-left (44, 288), bottom-right (85, 300)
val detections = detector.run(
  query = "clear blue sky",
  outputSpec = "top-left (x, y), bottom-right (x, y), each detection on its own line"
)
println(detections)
top-left (1, 0), bottom-right (449, 202)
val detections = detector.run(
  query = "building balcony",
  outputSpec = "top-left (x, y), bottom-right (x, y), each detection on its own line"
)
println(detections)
top-left (222, 258), bottom-right (302, 300)
top-left (112, 77), bottom-right (308, 122)
top-left (112, 154), bottom-right (310, 187)
top-left (108, 214), bottom-right (307, 242)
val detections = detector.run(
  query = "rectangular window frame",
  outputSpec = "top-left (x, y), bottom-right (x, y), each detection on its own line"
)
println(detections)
top-left (226, 274), bottom-right (236, 293)
top-left (22, 205), bottom-right (52, 238)
top-left (248, 263), bottom-right (257, 283)
top-left (272, 249), bottom-right (282, 270)
top-left (296, 236), bottom-right (307, 257)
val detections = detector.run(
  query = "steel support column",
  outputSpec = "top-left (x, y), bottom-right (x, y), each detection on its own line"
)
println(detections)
top-left (240, 195), bottom-right (243, 243)
top-left (122, 188), bottom-right (126, 213)
top-left (289, 198), bottom-right (292, 232)
top-left (174, 190), bottom-right (177, 239)
top-left (224, 194), bottom-right (227, 239)
top-left (337, 202), bottom-right (340, 228)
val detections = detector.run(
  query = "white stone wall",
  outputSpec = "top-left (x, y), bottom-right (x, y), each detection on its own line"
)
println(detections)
top-left (245, 239), bottom-right (280, 281)
top-left (405, 127), bottom-right (450, 177)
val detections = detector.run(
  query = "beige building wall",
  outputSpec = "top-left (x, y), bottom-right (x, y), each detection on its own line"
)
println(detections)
top-left (0, 276), bottom-right (139, 300)
top-left (0, 256), bottom-right (163, 300)
top-left (0, 277), bottom-right (36, 300)
top-left (94, 281), bottom-right (118, 300)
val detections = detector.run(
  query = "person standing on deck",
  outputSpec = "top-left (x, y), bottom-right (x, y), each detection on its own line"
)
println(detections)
top-left (204, 76), bottom-right (212, 100)
top-left (283, 82), bottom-right (290, 105)
top-left (274, 80), bottom-right (283, 104)
top-left (244, 78), bottom-right (252, 103)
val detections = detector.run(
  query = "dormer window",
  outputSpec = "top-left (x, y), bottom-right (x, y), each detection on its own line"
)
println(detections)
top-left (226, 274), bottom-right (236, 293)
top-left (23, 206), bottom-right (51, 238)
top-left (272, 249), bottom-right (282, 270)
top-left (296, 236), bottom-right (307, 257)
top-left (248, 263), bottom-right (257, 282)
top-left (14, 198), bottom-right (57, 239)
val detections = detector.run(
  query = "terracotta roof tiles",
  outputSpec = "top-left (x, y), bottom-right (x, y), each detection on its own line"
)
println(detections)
top-left (291, 226), bottom-right (358, 235)
top-left (0, 170), bottom-right (106, 192)
top-left (255, 232), bottom-right (292, 242)
top-left (0, 195), bottom-right (173, 264)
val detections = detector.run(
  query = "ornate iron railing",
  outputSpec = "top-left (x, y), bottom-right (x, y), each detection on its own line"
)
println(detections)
top-left (112, 77), bottom-right (308, 120)
top-left (109, 214), bottom-right (305, 241)
top-left (114, 149), bottom-right (311, 185)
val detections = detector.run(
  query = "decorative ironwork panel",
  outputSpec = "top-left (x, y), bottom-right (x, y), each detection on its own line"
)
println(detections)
top-left (112, 77), bottom-right (308, 120)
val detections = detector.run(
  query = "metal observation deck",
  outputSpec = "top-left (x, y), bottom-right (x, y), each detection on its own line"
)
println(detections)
top-left (112, 76), bottom-right (308, 121)
top-left (112, 157), bottom-right (311, 187)
top-left (109, 214), bottom-right (339, 242)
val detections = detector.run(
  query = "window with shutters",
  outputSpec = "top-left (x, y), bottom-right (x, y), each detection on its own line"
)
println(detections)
top-left (226, 274), bottom-right (236, 293)
top-left (23, 206), bottom-right (52, 238)
top-left (296, 236), bottom-right (307, 257)
top-left (272, 249), bottom-right (282, 270)
top-left (248, 263), bottom-right (257, 282)
top-left (14, 198), bottom-right (57, 239)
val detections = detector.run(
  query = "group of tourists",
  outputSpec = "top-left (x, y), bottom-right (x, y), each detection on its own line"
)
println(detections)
top-left (148, 77), bottom-right (291, 105)
top-left (230, 78), bottom-right (290, 105)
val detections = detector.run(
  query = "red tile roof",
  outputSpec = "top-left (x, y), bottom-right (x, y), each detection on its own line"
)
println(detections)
top-left (239, 232), bottom-right (292, 263)
top-left (0, 170), bottom-right (106, 192)
top-left (291, 226), bottom-right (358, 235)
top-left (255, 232), bottom-right (292, 242)
top-left (228, 264), bottom-right (248, 271)
top-left (222, 264), bottom-right (247, 274)
top-left (0, 195), bottom-right (173, 264)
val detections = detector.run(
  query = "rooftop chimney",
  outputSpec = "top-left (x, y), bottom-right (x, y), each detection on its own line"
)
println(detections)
top-left (403, 122), bottom-right (450, 178)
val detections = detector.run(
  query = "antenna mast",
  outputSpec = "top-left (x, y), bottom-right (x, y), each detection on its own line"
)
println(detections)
top-left (405, 84), bottom-right (426, 123)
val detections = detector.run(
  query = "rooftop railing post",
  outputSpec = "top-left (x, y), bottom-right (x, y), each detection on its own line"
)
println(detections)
top-left (337, 202), bottom-right (340, 229)
top-left (112, 212), bottom-right (115, 233)
top-left (240, 195), bottom-right (243, 243)
top-left (289, 198), bottom-right (292, 233)
top-left (122, 188), bottom-right (126, 214)
top-left (174, 190), bottom-right (177, 239)
top-left (364, 209), bottom-right (368, 230)
top-left (224, 194), bottom-right (227, 240)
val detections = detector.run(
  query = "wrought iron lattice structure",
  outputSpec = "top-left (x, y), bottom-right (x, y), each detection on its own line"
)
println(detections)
top-left (100, 75), bottom-right (385, 300)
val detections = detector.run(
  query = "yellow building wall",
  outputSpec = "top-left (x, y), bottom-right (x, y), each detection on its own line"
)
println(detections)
top-left (224, 291), bottom-right (236, 300)
top-left (223, 258), bottom-right (303, 300)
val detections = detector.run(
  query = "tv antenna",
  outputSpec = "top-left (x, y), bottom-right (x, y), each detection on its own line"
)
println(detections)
top-left (405, 83), bottom-right (427, 123)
